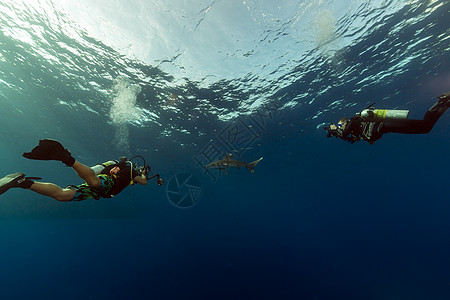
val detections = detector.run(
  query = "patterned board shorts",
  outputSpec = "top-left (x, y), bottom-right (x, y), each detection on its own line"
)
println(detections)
top-left (68, 175), bottom-right (114, 201)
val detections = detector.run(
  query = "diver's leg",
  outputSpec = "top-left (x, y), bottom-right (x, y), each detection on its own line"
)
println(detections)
top-left (413, 93), bottom-right (449, 131)
top-left (382, 98), bottom-right (449, 134)
top-left (381, 119), bottom-right (430, 134)
top-left (29, 182), bottom-right (76, 202)
top-left (71, 161), bottom-right (101, 188)
top-left (21, 161), bottom-right (100, 200)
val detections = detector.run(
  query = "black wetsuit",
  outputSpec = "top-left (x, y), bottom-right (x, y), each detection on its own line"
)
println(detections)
top-left (101, 163), bottom-right (139, 196)
top-left (341, 99), bottom-right (448, 144)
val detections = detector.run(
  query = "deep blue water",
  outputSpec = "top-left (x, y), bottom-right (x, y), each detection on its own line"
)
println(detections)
top-left (1, 0), bottom-right (450, 299)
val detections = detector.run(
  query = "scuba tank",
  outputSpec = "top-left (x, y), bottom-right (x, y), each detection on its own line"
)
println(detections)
top-left (91, 160), bottom-right (118, 175)
top-left (90, 157), bottom-right (127, 175)
top-left (358, 108), bottom-right (409, 121)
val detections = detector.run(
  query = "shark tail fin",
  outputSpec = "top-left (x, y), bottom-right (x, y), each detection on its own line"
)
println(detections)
top-left (248, 157), bottom-right (263, 173)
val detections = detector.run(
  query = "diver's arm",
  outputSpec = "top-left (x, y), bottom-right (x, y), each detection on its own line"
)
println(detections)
top-left (340, 121), bottom-right (352, 140)
top-left (342, 117), bottom-right (362, 142)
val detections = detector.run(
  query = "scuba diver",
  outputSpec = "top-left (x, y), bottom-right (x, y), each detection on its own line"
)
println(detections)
top-left (0, 139), bottom-right (163, 201)
top-left (325, 91), bottom-right (450, 144)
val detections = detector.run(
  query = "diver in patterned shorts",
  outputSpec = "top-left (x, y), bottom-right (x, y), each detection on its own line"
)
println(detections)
top-left (0, 139), bottom-right (162, 201)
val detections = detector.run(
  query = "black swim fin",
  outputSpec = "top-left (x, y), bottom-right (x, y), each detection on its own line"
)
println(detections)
top-left (0, 173), bottom-right (41, 195)
top-left (23, 139), bottom-right (75, 167)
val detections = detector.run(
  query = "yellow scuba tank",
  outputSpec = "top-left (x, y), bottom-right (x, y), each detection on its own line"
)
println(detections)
top-left (359, 108), bottom-right (409, 121)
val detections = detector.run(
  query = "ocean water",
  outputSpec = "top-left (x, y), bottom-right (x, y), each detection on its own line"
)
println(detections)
top-left (0, 0), bottom-right (449, 299)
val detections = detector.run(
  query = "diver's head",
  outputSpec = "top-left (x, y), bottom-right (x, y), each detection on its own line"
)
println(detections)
top-left (337, 118), bottom-right (348, 128)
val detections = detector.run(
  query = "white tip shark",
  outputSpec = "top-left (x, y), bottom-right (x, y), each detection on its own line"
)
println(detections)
top-left (204, 154), bottom-right (263, 175)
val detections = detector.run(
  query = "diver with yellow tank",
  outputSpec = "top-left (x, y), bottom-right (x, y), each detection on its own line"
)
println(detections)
top-left (325, 91), bottom-right (450, 144)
